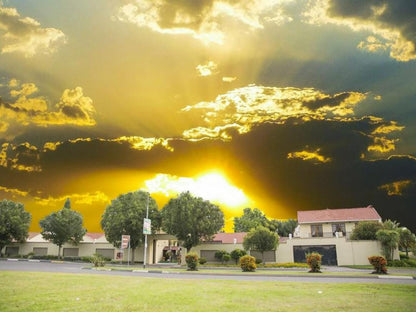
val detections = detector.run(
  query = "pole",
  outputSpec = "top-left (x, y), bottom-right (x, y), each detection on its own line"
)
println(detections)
top-left (143, 194), bottom-right (149, 269)
top-left (127, 240), bottom-right (130, 267)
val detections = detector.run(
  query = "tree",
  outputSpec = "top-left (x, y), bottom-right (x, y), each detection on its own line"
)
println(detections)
top-left (350, 221), bottom-right (383, 240)
top-left (242, 226), bottom-right (279, 264)
top-left (0, 199), bottom-right (31, 255)
top-left (39, 198), bottom-right (87, 259)
top-left (268, 219), bottom-right (298, 237)
top-left (399, 228), bottom-right (416, 257)
top-left (233, 208), bottom-right (268, 232)
top-left (376, 229), bottom-right (399, 261)
top-left (161, 191), bottom-right (224, 252)
top-left (101, 191), bottom-right (161, 262)
top-left (230, 248), bottom-right (246, 264)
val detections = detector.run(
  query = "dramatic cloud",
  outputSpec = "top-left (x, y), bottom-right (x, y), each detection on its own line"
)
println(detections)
top-left (0, 142), bottom-right (41, 172)
top-left (379, 180), bottom-right (412, 196)
top-left (0, 80), bottom-right (96, 139)
top-left (117, 0), bottom-right (293, 44)
top-left (303, 0), bottom-right (416, 61)
top-left (33, 191), bottom-right (110, 206)
top-left (196, 61), bottom-right (218, 77)
top-left (288, 148), bottom-right (331, 163)
top-left (0, 5), bottom-right (66, 57)
top-left (181, 84), bottom-right (368, 140)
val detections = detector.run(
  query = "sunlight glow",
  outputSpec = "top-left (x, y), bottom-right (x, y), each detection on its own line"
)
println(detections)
top-left (144, 172), bottom-right (249, 207)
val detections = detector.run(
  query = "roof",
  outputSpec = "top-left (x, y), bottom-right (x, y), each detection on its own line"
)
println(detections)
top-left (297, 206), bottom-right (382, 224)
top-left (204, 232), bottom-right (247, 244)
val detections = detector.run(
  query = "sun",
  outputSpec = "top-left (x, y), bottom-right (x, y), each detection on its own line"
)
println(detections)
top-left (144, 171), bottom-right (249, 208)
top-left (194, 172), bottom-right (249, 207)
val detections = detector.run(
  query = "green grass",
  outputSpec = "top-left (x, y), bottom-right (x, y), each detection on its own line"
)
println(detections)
top-left (1, 271), bottom-right (415, 312)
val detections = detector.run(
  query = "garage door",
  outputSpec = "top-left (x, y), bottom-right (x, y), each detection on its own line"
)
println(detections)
top-left (33, 247), bottom-right (48, 256)
top-left (250, 250), bottom-right (276, 263)
top-left (96, 248), bottom-right (115, 260)
top-left (293, 245), bottom-right (337, 265)
top-left (5, 246), bottom-right (19, 256)
top-left (200, 250), bottom-right (217, 262)
top-left (63, 248), bottom-right (79, 257)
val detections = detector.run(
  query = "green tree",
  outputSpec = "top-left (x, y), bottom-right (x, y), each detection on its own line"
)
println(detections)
top-left (101, 191), bottom-right (161, 262)
top-left (268, 219), bottom-right (298, 237)
top-left (243, 226), bottom-right (279, 264)
top-left (39, 198), bottom-right (87, 259)
top-left (161, 191), bottom-right (224, 252)
top-left (376, 229), bottom-right (400, 261)
top-left (233, 208), bottom-right (268, 232)
top-left (398, 228), bottom-right (416, 257)
top-left (230, 248), bottom-right (246, 264)
top-left (0, 199), bottom-right (31, 255)
top-left (350, 221), bottom-right (383, 240)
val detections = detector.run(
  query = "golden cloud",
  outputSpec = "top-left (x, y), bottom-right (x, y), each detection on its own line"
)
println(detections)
top-left (367, 136), bottom-right (398, 153)
top-left (372, 121), bottom-right (404, 135)
top-left (181, 84), bottom-right (367, 140)
top-left (196, 61), bottom-right (218, 77)
top-left (379, 180), bottom-right (412, 196)
top-left (0, 185), bottom-right (28, 197)
top-left (34, 191), bottom-right (110, 206)
top-left (117, 0), bottom-right (293, 45)
top-left (0, 81), bottom-right (96, 139)
top-left (303, 0), bottom-right (416, 61)
top-left (287, 148), bottom-right (331, 163)
top-left (0, 5), bottom-right (66, 57)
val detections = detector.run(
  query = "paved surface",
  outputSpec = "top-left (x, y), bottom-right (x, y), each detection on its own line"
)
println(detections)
top-left (1, 259), bottom-right (415, 285)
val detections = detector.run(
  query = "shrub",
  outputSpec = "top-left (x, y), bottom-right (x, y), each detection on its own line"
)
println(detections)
top-left (255, 258), bottom-right (262, 265)
top-left (368, 255), bottom-right (387, 274)
top-left (240, 255), bottom-right (256, 272)
top-left (185, 252), bottom-right (199, 271)
top-left (199, 257), bottom-right (207, 265)
top-left (90, 253), bottom-right (106, 267)
top-left (230, 248), bottom-right (246, 264)
top-left (214, 250), bottom-right (231, 264)
top-left (306, 252), bottom-right (322, 273)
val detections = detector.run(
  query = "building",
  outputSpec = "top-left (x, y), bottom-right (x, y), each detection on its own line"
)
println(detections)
top-left (1, 206), bottom-right (398, 265)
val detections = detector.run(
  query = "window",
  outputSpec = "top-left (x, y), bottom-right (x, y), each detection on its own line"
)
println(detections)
top-left (311, 224), bottom-right (323, 237)
top-left (332, 223), bottom-right (346, 236)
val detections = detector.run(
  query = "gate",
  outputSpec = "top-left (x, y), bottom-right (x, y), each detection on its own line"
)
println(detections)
top-left (293, 245), bottom-right (338, 265)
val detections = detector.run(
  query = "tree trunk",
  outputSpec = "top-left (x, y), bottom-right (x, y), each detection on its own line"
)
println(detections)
top-left (58, 245), bottom-right (62, 260)
top-left (132, 247), bottom-right (135, 263)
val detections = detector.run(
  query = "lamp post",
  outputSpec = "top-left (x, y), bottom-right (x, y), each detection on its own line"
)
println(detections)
top-left (143, 194), bottom-right (149, 269)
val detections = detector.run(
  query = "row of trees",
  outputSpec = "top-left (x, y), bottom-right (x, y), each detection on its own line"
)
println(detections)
top-left (351, 220), bottom-right (416, 260)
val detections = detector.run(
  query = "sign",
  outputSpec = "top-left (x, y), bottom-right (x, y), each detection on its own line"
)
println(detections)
top-left (143, 218), bottom-right (151, 235)
top-left (121, 235), bottom-right (130, 249)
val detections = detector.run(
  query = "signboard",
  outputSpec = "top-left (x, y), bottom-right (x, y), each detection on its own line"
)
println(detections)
top-left (121, 235), bottom-right (130, 249)
top-left (143, 218), bottom-right (151, 235)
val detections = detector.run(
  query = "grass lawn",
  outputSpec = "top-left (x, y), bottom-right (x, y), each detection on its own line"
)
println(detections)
top-left (1, 271), bottom-right (415, 312)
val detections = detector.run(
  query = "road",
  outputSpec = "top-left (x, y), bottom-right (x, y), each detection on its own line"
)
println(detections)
top-left (1, 260), bottom-right (415, 285)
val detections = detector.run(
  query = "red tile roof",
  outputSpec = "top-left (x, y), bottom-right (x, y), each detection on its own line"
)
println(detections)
top-left (297, 206), bottom-right (382, 224)
top-left (85, 233), bottom-right (106, 240)
top-left (206, 232), bottom-right (247, 244)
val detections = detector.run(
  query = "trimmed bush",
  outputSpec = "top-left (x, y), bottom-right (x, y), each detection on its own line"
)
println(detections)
top-left (255, 258), bottom-right (262, 265)
top-left (90, 253), bottom-right (106, 267)
top-left (230, 248), bottom-right (246, 264)
top-left (306, 252), bottom-right (322, 273)
top-left (368, 255), bottom-right (387, 274)
top-left (185, 252), bottom-right (199, 271)
top-left (199, 257), bottom-right (207, 265)
top-left (240, 255), bottom-right (256, 272)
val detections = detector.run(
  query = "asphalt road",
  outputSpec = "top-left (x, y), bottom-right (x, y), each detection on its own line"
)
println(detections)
top-left (1, 260), bottom-right (415, 285)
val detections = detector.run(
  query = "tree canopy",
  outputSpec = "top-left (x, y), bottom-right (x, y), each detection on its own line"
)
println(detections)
top-left (39, 198), bottom-right (87, 258)
top-left (101, 190), bottom-right (161, 260)
top-left (243, 226), bottom-right (279, 264)
top-left (233, 208), bottom-right (268, 232)
top-left (0, 199), bottom-right (31, 255)
top-left (350, 221), bottom-right (383, 240)
top-left (233, 207), bottom-right (298, 237)
top-left (399, 228), bottom-right (416, 257)
top-left (161, 191), bottom-right (224, 251)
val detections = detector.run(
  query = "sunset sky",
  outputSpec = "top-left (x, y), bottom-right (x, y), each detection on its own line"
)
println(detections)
top-left (0, 0), bottom-right (415, 233)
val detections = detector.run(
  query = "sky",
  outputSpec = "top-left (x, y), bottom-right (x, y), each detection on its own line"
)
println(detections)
top-left (0, 0), bottom-right (415, 233)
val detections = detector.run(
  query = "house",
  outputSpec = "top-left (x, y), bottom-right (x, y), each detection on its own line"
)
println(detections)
top-left (277, 205), bottom-right (398, 265)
